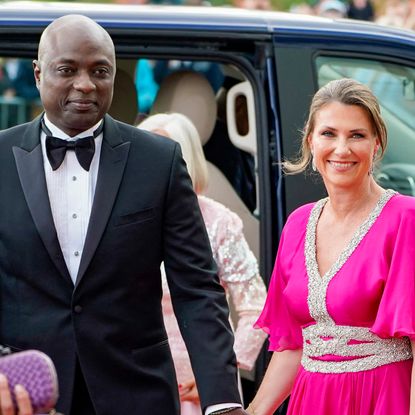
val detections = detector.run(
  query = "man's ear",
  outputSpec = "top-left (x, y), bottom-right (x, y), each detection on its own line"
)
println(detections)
top-left (33, 59), bottom-right (41, 88)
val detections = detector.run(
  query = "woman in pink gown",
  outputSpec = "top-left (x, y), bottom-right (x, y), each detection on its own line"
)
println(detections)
top-left (246, 78), bottom-right (415, 415)
top-left (139, 113), bottom-right (267, 415)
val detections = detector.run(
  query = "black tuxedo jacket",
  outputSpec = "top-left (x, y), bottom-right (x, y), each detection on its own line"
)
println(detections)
top-left (0, 115), bottom-right (240, 415)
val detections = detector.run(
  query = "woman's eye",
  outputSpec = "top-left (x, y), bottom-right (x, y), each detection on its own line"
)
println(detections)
top-left (352, 133), bottom-right (365, 139)
top-left (321, 130), bottom-right (334, 137)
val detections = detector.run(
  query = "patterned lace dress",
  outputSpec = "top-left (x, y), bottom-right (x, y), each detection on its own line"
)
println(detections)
top-left (256, 190), bottom-right (415, 414)
top-left (162, 195), bottom-right (267, 415)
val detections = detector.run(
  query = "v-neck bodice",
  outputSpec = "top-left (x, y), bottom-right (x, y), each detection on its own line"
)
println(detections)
top-left (305, 189), bottom-right (396, 325)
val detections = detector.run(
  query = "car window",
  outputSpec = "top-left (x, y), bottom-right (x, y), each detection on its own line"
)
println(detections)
top-left (317, 56), bottom-right (415, 197)
top-left (0, 58), bottom-right (41, 130)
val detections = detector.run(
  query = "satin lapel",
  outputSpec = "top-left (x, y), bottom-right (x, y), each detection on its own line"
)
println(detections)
top-left (12, 119), bottom-right (73, 285)
top-left (75, 117), bottom-right (130, 288)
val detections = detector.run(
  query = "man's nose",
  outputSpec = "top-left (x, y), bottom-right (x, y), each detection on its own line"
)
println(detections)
top-left (73, 71), bottom-right (96, 93)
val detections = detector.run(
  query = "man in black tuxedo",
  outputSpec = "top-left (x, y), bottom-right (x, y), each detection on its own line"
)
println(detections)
top-left (0, 15), bottom-right (249, 415)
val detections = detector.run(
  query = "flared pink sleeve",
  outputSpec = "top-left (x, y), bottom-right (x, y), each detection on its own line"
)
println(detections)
top-left (255, 225), bottom-right (303, 351)
top-left (371, 199), bottom-right (415, 340)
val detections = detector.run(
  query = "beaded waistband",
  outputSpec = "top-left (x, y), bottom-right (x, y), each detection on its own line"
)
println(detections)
top-left (301, 324), bottom-right (412, 373)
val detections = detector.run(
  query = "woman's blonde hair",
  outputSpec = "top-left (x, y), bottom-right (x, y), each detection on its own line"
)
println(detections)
top-left (138, 112), bottom-right (209, 194)
top-left (284, 78), bottom-right (388, 174)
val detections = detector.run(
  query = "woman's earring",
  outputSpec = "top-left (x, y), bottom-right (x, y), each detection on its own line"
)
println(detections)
top-left (369, 154), bottom-right (376, 176)
top-left (311, 156), bottom-right (317, 172)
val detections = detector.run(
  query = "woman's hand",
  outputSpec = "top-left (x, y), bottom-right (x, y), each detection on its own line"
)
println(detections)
top-left (0, 374), bottom-right (33, 415)
top-left (248, 350), bottom-right (302, 415)
top-left (409, 340), bottom-right (415, 415)
top-left (179, 378), bottom-right (200, 404)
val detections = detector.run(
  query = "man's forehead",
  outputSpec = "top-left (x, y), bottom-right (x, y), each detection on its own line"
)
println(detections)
top-left (47, 15), bottom-right (101, 34)
top-left (40, 26), bottom-right (115, 64)
top-left (50, 55), bottom-right (115, 67)
top-left (47, 24), bottom-right (108, 46)
top-left (40, 16), bottom-right (114, 55)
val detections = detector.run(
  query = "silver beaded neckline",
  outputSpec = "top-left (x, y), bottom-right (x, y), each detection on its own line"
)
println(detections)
top-left (305, 189), bottom-right (396, 324)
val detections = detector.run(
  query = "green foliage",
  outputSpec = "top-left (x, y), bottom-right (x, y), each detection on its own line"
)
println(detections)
top-left (210, 0), bottom-right (232, 5)
top-left (272, 0), bottom-right (313, 10)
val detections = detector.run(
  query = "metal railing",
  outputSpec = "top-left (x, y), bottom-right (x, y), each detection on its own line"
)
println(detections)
top-left (0, 96), bottom-right (42, 130)
top-left (0, 96), bottom-right (27, 129)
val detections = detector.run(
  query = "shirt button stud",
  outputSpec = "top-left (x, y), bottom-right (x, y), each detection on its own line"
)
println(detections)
top-left (72, 176), bottom-right (77, 181)
top-left (74, 251), bottom-right (80, 257)
top-left (72, 213), bottom-right (77, 219)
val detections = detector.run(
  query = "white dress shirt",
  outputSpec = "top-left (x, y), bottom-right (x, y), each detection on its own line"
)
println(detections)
top-left (41, 115), bottom-right (103, 284)
top-left (40, 116), bottom-right (241, 414)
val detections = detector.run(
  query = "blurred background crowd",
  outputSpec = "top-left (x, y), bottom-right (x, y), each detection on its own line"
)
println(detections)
top-left (111, 0), bottom-right (415, 28)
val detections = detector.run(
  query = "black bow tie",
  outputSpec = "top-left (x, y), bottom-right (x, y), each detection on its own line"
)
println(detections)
top-left (42, 118), bottom-right (104, 171)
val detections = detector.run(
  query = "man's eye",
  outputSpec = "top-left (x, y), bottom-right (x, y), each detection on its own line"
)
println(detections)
top-left (58, 67), bottom-right (74, 74)
top-left (94, 68), bottom-right (110, 76)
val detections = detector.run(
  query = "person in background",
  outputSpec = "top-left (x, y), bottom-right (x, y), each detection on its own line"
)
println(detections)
top-left (4, 59), bottom-right (39, 102)
top-left (0, 58), bottom-right (14, 98)
top-left (4, 58), bottom-right (40, 123)
top-left (289, 3), bottom-right (315, 14)
top-left (316, 0), bottom-right (347, 17)
top-left (246, 78), bottom-right (415, 415)
top-left (134, 59), bottom-right (159, 114)
top-left (138, 112), bottom-right (268, 415)
top-left (376, 0), bottom-right (411, 27)
top-left (232, 0), bottom-right (272, 10)
top-left (347, 0), bottom-right (374, 20)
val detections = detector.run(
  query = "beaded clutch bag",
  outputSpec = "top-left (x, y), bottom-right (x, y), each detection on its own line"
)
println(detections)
top-left (0, 349), bottom-right (59, 414)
